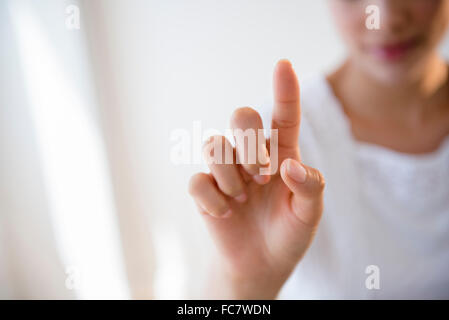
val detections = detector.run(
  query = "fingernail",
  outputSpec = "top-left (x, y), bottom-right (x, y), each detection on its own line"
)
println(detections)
top-left (234, 193), bottom-right (247, 203)
top-left (286, 159), bottom-right (307, 183)
top-left (253, 174), bottom-right (270, 185)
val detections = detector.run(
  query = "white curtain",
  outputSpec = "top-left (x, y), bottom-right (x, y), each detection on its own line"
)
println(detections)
top-left (1, 0), bottom-right (148, 299)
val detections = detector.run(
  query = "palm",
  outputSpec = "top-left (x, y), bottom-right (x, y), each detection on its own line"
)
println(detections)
top-left (203, 147), bottom-right (311, 278)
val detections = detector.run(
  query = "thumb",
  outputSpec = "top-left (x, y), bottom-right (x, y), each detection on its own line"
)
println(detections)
top-left (280, 158), bottom-right (325, 227)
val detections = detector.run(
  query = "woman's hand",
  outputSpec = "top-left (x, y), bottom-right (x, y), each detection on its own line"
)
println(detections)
top-left (188, 60), bottom-right (325, 299)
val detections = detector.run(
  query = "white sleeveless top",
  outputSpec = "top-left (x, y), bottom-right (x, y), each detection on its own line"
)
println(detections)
top-left (260, 75), bottom-right (449, 299)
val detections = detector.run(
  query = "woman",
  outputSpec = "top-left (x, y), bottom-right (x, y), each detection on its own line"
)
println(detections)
top-left (188, 0), bottom-right (449, 299)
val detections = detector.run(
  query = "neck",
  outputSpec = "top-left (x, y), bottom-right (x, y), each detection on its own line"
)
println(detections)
top-left (333, 53), bottom-right (449, 122)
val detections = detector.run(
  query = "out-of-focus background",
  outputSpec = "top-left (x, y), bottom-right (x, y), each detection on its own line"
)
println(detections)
top-left (1, 0), bottom-right (448, 299)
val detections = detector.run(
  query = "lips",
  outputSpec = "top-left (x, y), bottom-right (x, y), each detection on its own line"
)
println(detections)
top-left (369, 37), bottom-right (421, 62)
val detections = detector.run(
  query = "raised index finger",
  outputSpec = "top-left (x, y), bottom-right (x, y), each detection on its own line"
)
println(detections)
top-left (271, 59), bottom-right (301, 151)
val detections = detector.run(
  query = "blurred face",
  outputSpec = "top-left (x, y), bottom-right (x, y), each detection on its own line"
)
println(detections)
top-left (330, 0), bottom-right (449, 84)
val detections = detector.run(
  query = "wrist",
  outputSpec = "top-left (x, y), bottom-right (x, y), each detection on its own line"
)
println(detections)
top-left (207, 267), bottom-right (285, 299)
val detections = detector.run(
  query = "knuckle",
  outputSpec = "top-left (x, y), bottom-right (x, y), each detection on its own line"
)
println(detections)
top-left (315, 170), bottom-right (326, 192)
top-left (220, 183), bottom-right (243, 198)
top-left (202, 135), bottom-right (225, 150)
top-left (231, 106), bottom-right (260, 124)
top-left (241, 163), bottom-right (260, 175)
top-left (233, 106), bottom-right (258, 118)
top-left (202, 135), bottom-right (229, 164)
top-left (212, 205), bottom-right (230, 217)
top-left (271, 117), bottom-right (300, 129)
top-left (188, 173), bottom-right (209, 196)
